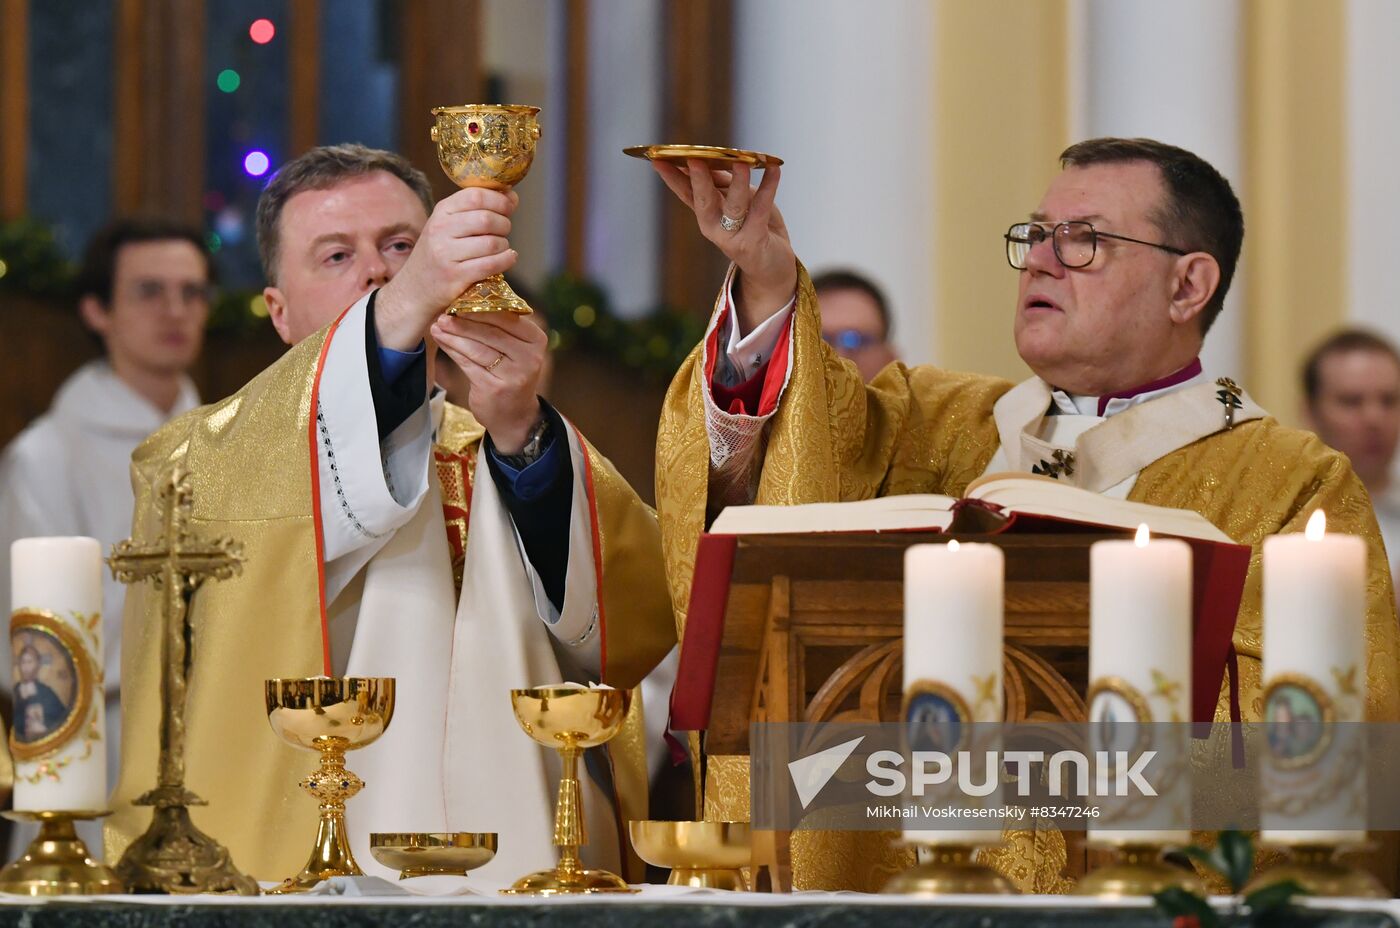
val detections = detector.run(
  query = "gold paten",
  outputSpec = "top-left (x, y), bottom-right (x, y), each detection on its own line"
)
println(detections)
top-left (881, 844), bottom-right (1016, 896)
top-left (1245, 844), bottom-right (1387, 899)
top-left (0, 810), bottom-right (123, 895)
top-left (502, 686), bottom-right (637, 895)
top-left (628, 820), bottom-right (750, 890)
top-left (1075, 844), bottom-right (1206, 898)
top-left (430, 104), bottom-right (540, 316)
top-left (107, 470), bottom-right (259, 895)
top-left (369, 832), bottom-right (497, 881)
top-left (622, 144), bottom-right (784, 168)
top-left (264, 676), bottom-right (395, 894)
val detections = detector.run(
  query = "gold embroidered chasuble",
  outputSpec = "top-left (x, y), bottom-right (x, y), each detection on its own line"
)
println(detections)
top-left (106, 318), bottom-right (675, 881)
top-left (655, 268), bottom-right (1400, 893)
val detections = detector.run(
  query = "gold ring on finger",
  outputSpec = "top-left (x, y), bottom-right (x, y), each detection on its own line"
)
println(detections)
top-left (486, 351), bottom-right (505, 372)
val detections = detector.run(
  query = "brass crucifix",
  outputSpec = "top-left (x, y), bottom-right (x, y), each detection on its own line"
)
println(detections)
top-left (107, 468), bottom-right (258, 895)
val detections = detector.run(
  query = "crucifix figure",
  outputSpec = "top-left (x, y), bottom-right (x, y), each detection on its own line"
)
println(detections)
top-left (107, 468), bottom-right (259, 895)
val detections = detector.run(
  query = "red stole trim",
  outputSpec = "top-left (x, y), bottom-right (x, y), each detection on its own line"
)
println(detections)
top-left (307, 306), bottom-right (355, 677)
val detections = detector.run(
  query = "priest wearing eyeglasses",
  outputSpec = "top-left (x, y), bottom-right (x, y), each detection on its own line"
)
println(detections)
top-left (650, 137), bottom-right (1400, 892)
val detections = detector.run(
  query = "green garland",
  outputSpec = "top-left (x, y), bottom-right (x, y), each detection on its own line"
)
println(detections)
top-left (538, 272), bottom-right (707, 381)
top-left (0, 218), bottom-right (75, 301)
top-left (0, 218), bottom-right (707, 380)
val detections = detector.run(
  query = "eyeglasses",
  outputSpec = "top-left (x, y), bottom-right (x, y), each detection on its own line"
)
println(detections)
top-left (1004, 220), bottom-right (1187, 270)
top-left (822, 329), bottom-right (883, 352)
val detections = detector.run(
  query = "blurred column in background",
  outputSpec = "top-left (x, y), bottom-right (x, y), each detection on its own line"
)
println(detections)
top-left (1070, 0), bottom-right (1244, 383)
top-left (732, 0), bottom-right (936, 365)
top-left (1347, 0), bottom-right (1400, 352)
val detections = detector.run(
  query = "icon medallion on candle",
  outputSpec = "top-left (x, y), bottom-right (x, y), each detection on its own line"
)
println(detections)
top-left (903, 680), bottom-right (971, 755)
top-left (8, 610), bottom-right (98, 769)
top-left (1086, 677), bottom-right (1154, 763)
top-left (429, 104), bottom-right (540, 316)
top-left (501, 686), bottom-right (637, 895)
top-left (265, 676), bottom-right (396, 894)
top-left (1261, 673), bottom-right (1335, 770)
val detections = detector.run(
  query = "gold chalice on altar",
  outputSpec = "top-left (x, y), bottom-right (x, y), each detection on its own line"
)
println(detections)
top-left (265, 676), bottom-right (395, 894)
top-left (430, 103), bottom-right (540, 315)
top-left (501, 686), bottom-right (636, 895)
top-left (369, 832), bottom-right (498, 883)
top-left (629, 821), bottom-right (751, 891)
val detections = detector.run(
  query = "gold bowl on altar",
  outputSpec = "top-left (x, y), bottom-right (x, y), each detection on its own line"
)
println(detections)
top-left (628, 820), bottom-right (751, 891)
top-left (264, 676), bottom-right (396, 894)
top-left (369, 832), bottom-right (498, 881)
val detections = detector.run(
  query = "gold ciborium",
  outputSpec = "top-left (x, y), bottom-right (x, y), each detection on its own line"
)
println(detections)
top-left (430, 103), bottom-right (540, 316)
top-left (502, 686), bottom-right (636, 895)
top-left (629, 821), bottom-right (751, 890)
top-left (369, 832), bottom-right (498, 883)
top-left (265, 676), bottom-right (395, 894)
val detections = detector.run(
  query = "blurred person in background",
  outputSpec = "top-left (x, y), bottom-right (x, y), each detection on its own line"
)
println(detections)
top-left (1303, 328), bottom-right (1400, 583)
top-left (812, 268), bottom-right (898, 382)
top-left (0, 217), bottom-right (211, 852)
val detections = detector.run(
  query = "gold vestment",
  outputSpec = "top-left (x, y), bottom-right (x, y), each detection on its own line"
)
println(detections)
top-left (655, 267), bottom-right (1400, 892)
top-left (106, 320), bottom-right (675, 880)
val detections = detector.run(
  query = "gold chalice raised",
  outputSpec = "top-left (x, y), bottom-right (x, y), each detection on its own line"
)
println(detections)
top-left (629, 821), bottom-right (751, 891)
top-left (501, 686), bottom-right (636, 895)
top-left (265, 676), bottom-right (395, 894)
top-left (430, 103), bottom-right (540, 316)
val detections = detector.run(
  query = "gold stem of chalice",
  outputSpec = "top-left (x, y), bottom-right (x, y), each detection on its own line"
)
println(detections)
top-left (265, 677), bottom-right (395, 894)
top-left (1076, 843), bottom-right (1207, 898)
top-left (0, 810), bottom-right (124, 896)
top-left (1244, 843), bottom-right (1387, 899)
top-left (881, 844), bottom-right (1017, 896)
top-left (430, 104), bottom-right (540, 316)
top-left (501, 686), bottom-right (637, 895)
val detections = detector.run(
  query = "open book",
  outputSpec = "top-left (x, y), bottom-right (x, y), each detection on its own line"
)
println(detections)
top-left (709, 471), bottom-right (1234, 544)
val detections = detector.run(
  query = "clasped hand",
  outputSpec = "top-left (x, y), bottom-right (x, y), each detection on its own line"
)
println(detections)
top-left (375, 186), bottom-right (546, 454)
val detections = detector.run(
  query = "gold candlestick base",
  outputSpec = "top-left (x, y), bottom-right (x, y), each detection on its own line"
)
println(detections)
top-left (1244, 844), bottom-right (1387, 899)
top-left (881, 844), bottom-right (1016, 896)
top-left (265, 677), bottom-right (395, 895)
top-left (0, 810), bottom-right (124, 896)
top-left (501, 687), bottom-right (638, 896)
top-left (1076, 844), bottom-right (1206, 898)
top-left (629, 820), bottom-right (751, 891)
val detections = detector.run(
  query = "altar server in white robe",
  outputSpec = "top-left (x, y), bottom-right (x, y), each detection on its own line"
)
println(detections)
top-left (0, 219), bottom-right (208, 853)
top-left (107, 145), bottom-right (675, 887)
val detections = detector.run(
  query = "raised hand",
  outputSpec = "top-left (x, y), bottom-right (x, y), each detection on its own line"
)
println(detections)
top-left (430, 310), bottom-right (548, 454)
top-left (374, 187), bottom-right (520, 350)
top-left (652, 159), bottom-right (797, 332)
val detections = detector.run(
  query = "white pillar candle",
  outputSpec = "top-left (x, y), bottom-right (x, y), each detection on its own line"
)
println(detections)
top-left (1261, 510), bottom-right (1367, 845)
top-left (9, 537), bottom-right (107, 811)
top-left (1087, 525), bottom-right (1193, 847)
top-left (902, 540), bottom-right (1003, 845)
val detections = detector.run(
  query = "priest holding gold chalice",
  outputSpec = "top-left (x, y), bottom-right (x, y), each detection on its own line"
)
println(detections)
top-left (106, 109), bottom-right (676, 890)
